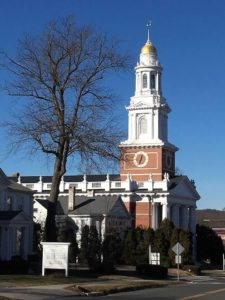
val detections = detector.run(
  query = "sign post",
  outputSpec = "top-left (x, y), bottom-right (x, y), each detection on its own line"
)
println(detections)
top-left (172, 242), bottom-right (184, 281)
top-left (149, 245), bottom-right (151, 265)
top-left (223, 253), bottom-right (225, 271)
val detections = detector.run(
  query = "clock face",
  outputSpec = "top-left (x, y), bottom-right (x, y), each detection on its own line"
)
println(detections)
top-left (133, 151), bottom-right (149, 167)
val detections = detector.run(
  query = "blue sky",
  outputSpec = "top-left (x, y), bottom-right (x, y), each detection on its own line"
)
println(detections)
top-left (0, 0), bottom-right (224, 210)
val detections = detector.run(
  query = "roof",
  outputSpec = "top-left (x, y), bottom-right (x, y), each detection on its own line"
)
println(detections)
top-left (168, 175), bottom-right (200, 201)
top-left (35, 196), bottom-right (68, 215)
top-left (9, 174), bottom-right (121, 184)
top-left (35, 194), bottom-right (127, 217)
top-left (8, 180), bottom-right (33, 193)
top-left (0, 168), bottom-right (33, 193)
top-left (0, 211), bottom-right (21, 221)
top-left (70, 195), bottom-right (124, 216)
top-left (35, 199), bottom-right (49, 209)
top-left (0, 169), bottom-right (10, 185)
top-left (168, 176), bottom-right (186, 190)
top-left (196, 209), bottom-right (225, 228)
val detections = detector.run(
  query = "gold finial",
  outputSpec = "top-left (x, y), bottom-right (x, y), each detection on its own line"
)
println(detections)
top-left (141, 20), bottom-right (157, 54)
top-left (146, 20), bottom-right (152, 44)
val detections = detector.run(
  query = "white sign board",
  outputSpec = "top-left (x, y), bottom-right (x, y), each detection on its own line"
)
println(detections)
top-left (150, 253), bottom-right (160, 265)
top-left (42, 242), bottom-right (70, 277)
top-left (172, 242), bottom-right (184, 255)
top-left (175, 255), bottom-right (182, 264)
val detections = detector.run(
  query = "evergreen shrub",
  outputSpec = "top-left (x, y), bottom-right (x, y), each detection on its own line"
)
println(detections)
top-left (0, 256), bottom-right (29, 274)
top-left (93, 261), bottom-right (116, 274)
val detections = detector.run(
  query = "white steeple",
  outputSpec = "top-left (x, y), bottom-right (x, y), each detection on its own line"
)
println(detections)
top-left (121, 22), bottom-right (176, 150)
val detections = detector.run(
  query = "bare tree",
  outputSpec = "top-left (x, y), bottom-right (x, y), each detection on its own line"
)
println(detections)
top-left (0, 16), bottom-right (130, 241)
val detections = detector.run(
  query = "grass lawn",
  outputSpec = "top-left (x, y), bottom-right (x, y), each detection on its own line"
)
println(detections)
top-left (0, 269), bottom-right (174, 288)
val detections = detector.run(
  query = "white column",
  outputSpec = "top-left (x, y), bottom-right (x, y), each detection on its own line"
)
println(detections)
top-left (37, 176), bottom-right (43, 192)
top-left (137, 72), bottom-right (141, 94)
top-left (135, 72), bottom-right (138, 94)
top-left (59, 176), bottom-right (65, 192)
top-left (155, 73), bottom-right (159, 92)
top-left (148, 174), bottom-right (153, 191)
top-left (182, 206), bottom-right (189, 230)
top-left (167, 204), bottom-right (171, 220)
top-left (128, 112), bottom-right (132, 140)
top-left (134, 114), bottom-right (137, 140)
top-left (105, 174), bottom-right (110, 192)
top-left (155, 204), bottom-right (159, 229)
top-left (154, 110), bottom-right (159, 140)
top-left (82, 175), bottom-right (87, 192)
top-left (152, 202), bottom-right (157, 230)
top-left (151, 202), bottom-right (155, 230)
top-left (189, 206), bottom-right (196, 233)
top-left (150, 110), bottom-right (154, 139)
top-left (172, 205), bottom-right (180, 227)
top-left (162, 203), bottom-right (167, 220)
top-left (179, 206), bottom-right (185, 229)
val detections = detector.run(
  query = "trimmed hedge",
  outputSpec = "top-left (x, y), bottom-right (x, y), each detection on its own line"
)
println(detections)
top-left (136, 264), bottom-right (168, 279)
top-left (93, 261), bottom-right (116, 274)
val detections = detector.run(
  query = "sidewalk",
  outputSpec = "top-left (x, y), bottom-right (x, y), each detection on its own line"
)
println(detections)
top-left (0, 284), bottom-right (80, 300)
top-left (0, 268), bottom-right (196, 300)
top-left (0, 278), bottom-right (183, 299)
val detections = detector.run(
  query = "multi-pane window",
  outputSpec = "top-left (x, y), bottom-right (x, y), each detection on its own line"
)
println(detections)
top-left (26, 184), bottom-right (34, 189)
top-left (92, 182), bottom-right (101, 188)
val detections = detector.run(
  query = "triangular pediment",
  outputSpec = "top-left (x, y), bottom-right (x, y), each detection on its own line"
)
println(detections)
top-left (0, 168), bottom-right (10, 186)
top-left (135, 101), bottom-right (146, 107)
top-left (169, 176), bottom-right (200, 201)
top-left (109, 196), bottom-right (130, 217)
top-left (12, 211), bottom-right (32, 222)
top-left (0, 210), bottom-right (32, 224)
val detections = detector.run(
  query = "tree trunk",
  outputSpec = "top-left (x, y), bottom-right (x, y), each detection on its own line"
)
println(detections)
top-left (45, 151), bottom-right (66, 241)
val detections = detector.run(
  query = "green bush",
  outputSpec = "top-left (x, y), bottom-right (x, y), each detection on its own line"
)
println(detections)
top-left (136, 264), bottom-right (168, 279)
top-left (182, 264), bottom-right (201, 275)
top-left (0, 256), bottom-right (29, 274)
top-left (93, 261), bottom-right (116, 274)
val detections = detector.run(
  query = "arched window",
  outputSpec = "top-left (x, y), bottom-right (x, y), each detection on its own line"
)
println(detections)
top-left (150, 74), bottom-right (156, 89)
top-left (139, 117), bottom-right (147, 135)
top-left (142, 73), bottom-right (147, 88)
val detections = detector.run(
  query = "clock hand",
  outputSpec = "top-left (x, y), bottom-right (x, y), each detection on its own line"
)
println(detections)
top-left (139, 155), bottom-right (143, 164)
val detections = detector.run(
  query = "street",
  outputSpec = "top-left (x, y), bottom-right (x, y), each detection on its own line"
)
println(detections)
top-left (102, 282), bottom-right (225, 300)
top-left (1, 275), bottom-right (225, 300)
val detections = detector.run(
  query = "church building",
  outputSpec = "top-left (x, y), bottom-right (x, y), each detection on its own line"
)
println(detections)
top-left (11, 25), bottom-right (200, 238)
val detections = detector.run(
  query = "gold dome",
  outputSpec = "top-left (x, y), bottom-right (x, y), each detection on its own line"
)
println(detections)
top-left (141, 43), bottom-right (157, 54)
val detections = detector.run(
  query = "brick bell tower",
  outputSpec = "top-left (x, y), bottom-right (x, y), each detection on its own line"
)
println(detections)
top-left (120, 22), bottom-right (178, 183)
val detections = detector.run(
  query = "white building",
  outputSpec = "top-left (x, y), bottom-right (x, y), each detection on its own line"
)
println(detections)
top-left (33, 191), bottom-right (130, 242)
top-left (11, 25), bottom-right (200, 240)
top-left (0, 169), bottom-right (33, 261)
